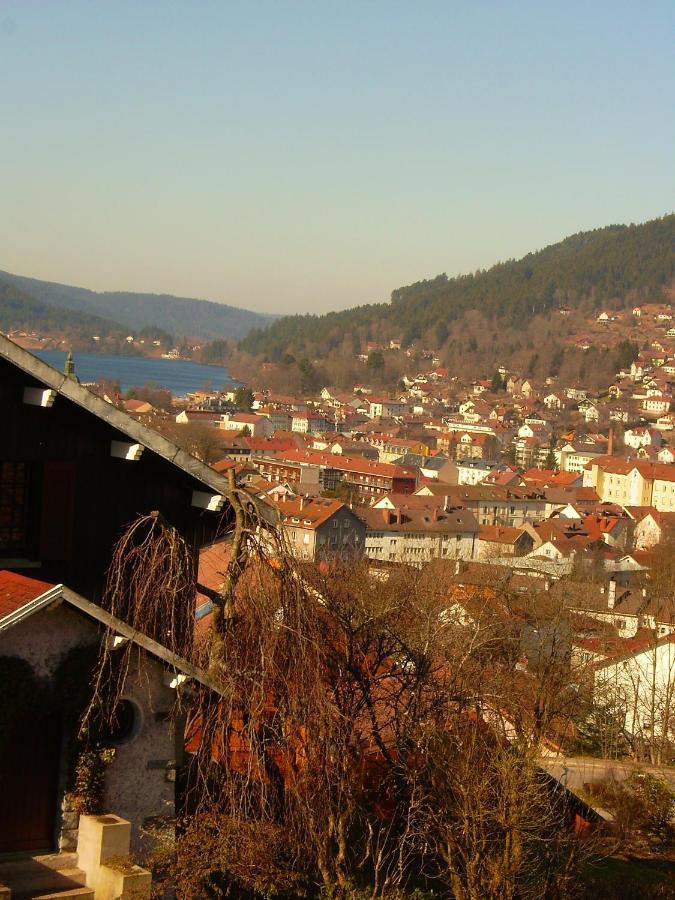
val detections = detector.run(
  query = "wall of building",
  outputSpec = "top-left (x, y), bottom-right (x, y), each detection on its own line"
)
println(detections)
top-left (0, 604), bottom-right (178, 857)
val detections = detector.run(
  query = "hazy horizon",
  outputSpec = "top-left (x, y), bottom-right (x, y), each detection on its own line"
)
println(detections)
top-left (3, 211), bottom-right (673, 318)
top-left (1, 1), bottom-right (673, 315)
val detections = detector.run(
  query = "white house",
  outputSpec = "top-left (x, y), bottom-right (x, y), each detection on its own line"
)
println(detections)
top-left (624, 427), bottom-right (663, 450)
top-left (584, 634), bottom-right (675, 755)
top-left (221, 413), bottom-right (273, 437)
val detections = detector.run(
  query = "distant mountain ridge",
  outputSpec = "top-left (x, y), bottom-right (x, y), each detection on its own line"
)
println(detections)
top-left (0, 277), bottom-right (126, 336)
top-left (0, 270), bottom-right (277, 341)
top-left (240, 214), bottom-right (675, 359)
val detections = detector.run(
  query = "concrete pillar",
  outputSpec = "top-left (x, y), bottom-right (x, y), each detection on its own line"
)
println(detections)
top-left (77, 815), bottom-right (151, 900)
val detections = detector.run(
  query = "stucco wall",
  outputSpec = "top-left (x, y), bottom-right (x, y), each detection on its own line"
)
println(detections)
top-left (103, 651), bottom-right (177, 856)
top-left (0, 603), bottom-right (178, 857)
top-left (0, 602), bottom-right (99, 678)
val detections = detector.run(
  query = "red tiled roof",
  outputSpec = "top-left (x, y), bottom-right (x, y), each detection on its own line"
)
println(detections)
top-left (586, 455), bottom-right (675, 481)
top-left (271, 496), bottom-right (346, 529)
top-left (479, 525), bottom-right (527, 544)
top-left (272, 449), bottom-right (417, 479)
top-left (0, 570), bottom-right (57, 619)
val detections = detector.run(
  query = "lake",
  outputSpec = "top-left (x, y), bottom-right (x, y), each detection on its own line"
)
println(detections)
top-left (34, 351), bottom-right (236, 395)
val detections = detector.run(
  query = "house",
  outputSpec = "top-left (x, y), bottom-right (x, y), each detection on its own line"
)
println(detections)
top-left (624, 427), bottom-right (663, 450)
top-left (0, 335), bottom-right (272, 854)
top-left (506, 375), bottom-right (523, 395)
top-left (254, 449), bottom-right (418, 501)
top-left (414, 484), bottom-right (549, 528)
top-left (258, 407), bottom-right (294, 431)
top-left (577, 400), bottom-right (600, 423)
top-left (175, 409), bottom-right (224, 426)
top-left (633, 509), bottom-right (675, 549)
top-left (418, 455), bottom-right (460, 483)
top-left (476, 525), bottom-right (535, 559)
top-left (0, 571), bottom-right (219, 855)
top-left (221, 412), bottom-right (273, 437)
top-left (123, 398), bottom-right (154, 415)
top-left (583, 455), bottom-right (675, 511)
top-left (558, 439), bottom-right (607, 474)
top-left (292, 412), bottom-right (331, 434)
top-left (543, 393), bottom-right (567, 410)
top-left (455, 459), bottom-right (501, 486)
top-left (631, 358), bottom-right (645, 381)
top-left (359, 503), bottom-right (479, 565)
top-left (367, 397), bottom-right (408, 419)
top-left (270, 495), bottom-right (365, 561)
top-left (579, 631), bottom-right (675, 749)
top-left (642, 395), bottom-right (671, 417)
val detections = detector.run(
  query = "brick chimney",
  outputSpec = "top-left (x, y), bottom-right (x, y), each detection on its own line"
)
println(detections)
top-left (607, 427), bottom-right (614, 457)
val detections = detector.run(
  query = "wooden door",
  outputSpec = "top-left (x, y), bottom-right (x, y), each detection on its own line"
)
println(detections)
top-left (0, 711), bottom-right (61, 852)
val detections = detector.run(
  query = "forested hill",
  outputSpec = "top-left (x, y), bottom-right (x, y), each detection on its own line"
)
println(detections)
top-left (0, 270), bottom-right (277, 341)
top-left (0, 278), bottom-right (126, 336)
top-left (240, 215), bottom-right (675, 359)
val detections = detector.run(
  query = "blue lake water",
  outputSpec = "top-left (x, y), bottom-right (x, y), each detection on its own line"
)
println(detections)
top-left (34, 351), bottom-right (235, 395)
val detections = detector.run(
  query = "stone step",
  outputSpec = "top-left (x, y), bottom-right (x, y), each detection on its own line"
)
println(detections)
top-left (0, 857), bottom-right (87, 899)
top-left (34, 889), bottom-right (95, 900)
top-left (0, 854), bottom-right (78, 877)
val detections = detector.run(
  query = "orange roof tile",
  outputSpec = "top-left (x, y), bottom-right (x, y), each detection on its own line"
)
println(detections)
top-left (0, 570), bottom-right (57, 619)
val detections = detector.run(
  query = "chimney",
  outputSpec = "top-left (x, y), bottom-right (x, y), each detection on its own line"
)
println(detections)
top-left (432, 506), bottom-right (439, 522)
top-left (608, 579), bottom-right (617, 609)
top-left (395, 508), bottom-right (402, 525)
top-left (455, 559), bottom-right (462, 576)
top-left (300, 496), bottom-right (305, 511)
top-left (607, 427), bottom-right (614, 457)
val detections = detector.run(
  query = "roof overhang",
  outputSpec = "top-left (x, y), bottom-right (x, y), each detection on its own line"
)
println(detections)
top-left (0, 334), bottom-right (277, 527)
top-left (0, 581), bottom-right (223, 693)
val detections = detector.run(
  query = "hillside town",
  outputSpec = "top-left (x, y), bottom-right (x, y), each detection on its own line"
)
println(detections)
top-left (3, 292), bottom-right (675, 895)
top-left (3, 1), bottom-right (675, 894)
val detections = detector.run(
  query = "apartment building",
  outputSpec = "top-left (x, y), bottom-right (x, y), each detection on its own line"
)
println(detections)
top-left (583, 456), bottom-right (675, 511)
top-left (270, 495), bottom-right (366, 561)
top-left (359, 504), bottom-right (479, 565)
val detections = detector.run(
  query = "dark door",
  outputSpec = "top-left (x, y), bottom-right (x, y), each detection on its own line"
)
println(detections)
top-left (0, 711), bottom-right (61, 852)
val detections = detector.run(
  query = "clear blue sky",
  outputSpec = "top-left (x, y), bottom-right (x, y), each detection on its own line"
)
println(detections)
top-left (1, 1), bottom-right (673, 314)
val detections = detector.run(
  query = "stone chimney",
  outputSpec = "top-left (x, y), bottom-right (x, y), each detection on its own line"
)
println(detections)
top-left (607, 578), bottom-right (617, 609)
top-left (299, 496), bottom-right (305, 511)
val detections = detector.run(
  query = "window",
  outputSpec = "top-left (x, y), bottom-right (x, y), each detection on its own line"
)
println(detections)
top-left (0, 462), bottom-right (30, 554)
top-left (102, 698), bottom-right (140, 744)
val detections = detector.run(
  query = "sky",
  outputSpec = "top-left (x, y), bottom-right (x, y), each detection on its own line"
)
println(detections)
top-left (1, 1), bottom-right (673, 315)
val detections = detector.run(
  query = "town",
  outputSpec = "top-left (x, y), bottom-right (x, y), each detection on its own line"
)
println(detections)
top-left (1, 1), bottom-right (674, 895)
top-left (2, 295), bottom-right (675, 895)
